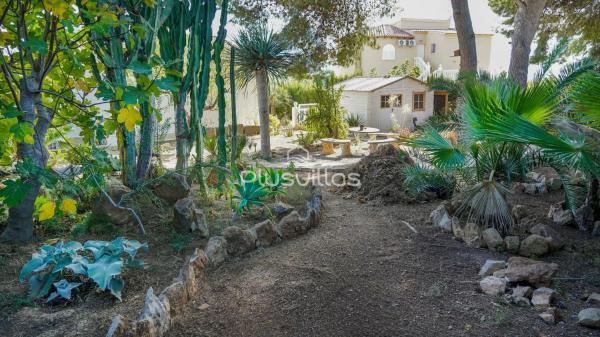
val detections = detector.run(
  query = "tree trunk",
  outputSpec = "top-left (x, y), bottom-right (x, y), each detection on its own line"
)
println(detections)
top-left (256, 69), bottom-right (270, 159)
top-left (1, 77), bottom-right (50, 242)
top-left (136, 98), bottom-right (154, 182)
top-left (451, 0), bottom-right (478, 73)
top-left (508, 0), bottom-right (547, 86)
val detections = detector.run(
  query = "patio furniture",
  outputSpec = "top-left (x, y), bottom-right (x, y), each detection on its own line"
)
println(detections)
top-left (367, 138), bottom-right (397, 154)
top-left (320, 138), bottom-right (352, 157)
top-left (349, 126), bottom-right (380, 140)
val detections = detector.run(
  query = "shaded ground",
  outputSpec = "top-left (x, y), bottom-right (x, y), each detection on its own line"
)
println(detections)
top-left (169, 189), bottom-right (600, 337)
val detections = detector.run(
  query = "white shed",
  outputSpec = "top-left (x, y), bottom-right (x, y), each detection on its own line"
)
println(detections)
top-left (337, 76), bottom-right (440, 131)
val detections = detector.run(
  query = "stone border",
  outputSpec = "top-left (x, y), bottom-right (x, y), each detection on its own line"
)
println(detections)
top-left (105, 185), bottom-right (323, 337)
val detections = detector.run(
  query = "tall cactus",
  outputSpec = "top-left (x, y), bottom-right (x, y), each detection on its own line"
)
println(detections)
top-left (213, 0), bottom-right (230, 186)
top-left (230, 47), bottom-right (238, 167)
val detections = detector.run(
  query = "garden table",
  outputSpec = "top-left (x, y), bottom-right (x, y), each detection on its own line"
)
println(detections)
top-left (349, 126), bottom-right (380, 141)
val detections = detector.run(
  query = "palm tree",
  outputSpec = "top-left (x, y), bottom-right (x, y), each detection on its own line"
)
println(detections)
top-left (232, 24), bottom-right (293, 159)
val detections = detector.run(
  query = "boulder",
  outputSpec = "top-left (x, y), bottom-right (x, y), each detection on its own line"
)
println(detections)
top-left (251, 220), bottom-right (277, 247)
top-left (270, 202), bottom-right (295, 218)
top-left (493, 256), bottom-right (559, 287)
top-left (482, 228), bottom-right (505, 252)
top-left (531, 287), bottom-right (555, 309)
top-left (276, 210), bottom-right (310, 239)
top-left (223, 226), bottom-right (256, 257)
top-left (519, 234), bottom-right (551, 257)
top-left (547, 177), bottom-right (562, 191)
top-left (478, 260), bottom-right (507, 277)
top-left (480, 276), bottom-right (507, 296)
top-left (512, 285), bottom-right (533, 299)
top-left (529, 224), bottom-right (564, 252)
top-left (513, 296), bottom-right (531, 307)
top-left (512, 205), bottom-right (528, 223)
top-left (136, 287), bottom-right (170, 337)
top-left (578, 308), bottom-right (600, 329)
top-left (451, 219), bottom-right (464, 240)
top-left (463, 222), bottom-right (484, 248)
top-left (91, 181), bottom-right (134, 225)
top-left (539, 307), bottom-right (560, 325)
top-left (173, 198), bottom-right (209, 237)
top-left (430, 204), bottom-right (452, 232)
top-left (150, 173), bottom-right (190, 203)
top-left (205, 236), bottom-right (227, 266)
top-left (586, 293), bottom-right (600, 306)
top-left (547, 202), bottom-right (575, 227)
top-left (504, 236), bottom-right (520, 254)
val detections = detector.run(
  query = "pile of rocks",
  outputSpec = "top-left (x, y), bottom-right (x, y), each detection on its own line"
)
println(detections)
top-left (479, 257), bottom-right (562, 324)
top-left (430, 203), bottom-right (565, 257)
top-left (478, 258), bottom-right (600, 329)
top-left (512, 169), bottom-right (563, 196)
top-left (204, 186), bottom-right (323, 266)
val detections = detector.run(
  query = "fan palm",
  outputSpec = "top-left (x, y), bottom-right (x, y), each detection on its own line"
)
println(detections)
top-left (402, 46), bottom-right (599, 232)
top-left (232, 24), bottom-right (293, 159)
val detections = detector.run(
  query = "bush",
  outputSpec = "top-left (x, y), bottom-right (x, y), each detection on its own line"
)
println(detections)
top-left (296, 132), bottom-right (317, 148)
top-left (304, 73), bottom-right (349, 139)
top-left (19, 237), bottom-right (147, 302)
top-left (269, 114), bottom-right (281, 135)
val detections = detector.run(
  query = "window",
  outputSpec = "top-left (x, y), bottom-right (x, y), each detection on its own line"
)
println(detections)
top-left (453, 49), bottom-right (461, 57)
top-left (382, 44), bottom-right (395, 60)
top-left (413, 92), bottom-right (425, 111)
top-left (431, 43), bottom-right (436, 54)
top-left (381, 95), bottom-right (402, 108)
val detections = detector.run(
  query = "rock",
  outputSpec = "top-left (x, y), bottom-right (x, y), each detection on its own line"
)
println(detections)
top-left (223, 226), bottom-right (256, 257)
top-left (593, 221), bottom-right (600, 237)
top-left (205, 236), bottom-right (227, 266)
top-left (531, 287), bottom-right (555, 309)
top-left (586, 293), bottom-right (600, 306)
top-left (150, 173), bottom-right (190, 203)
top-left (276, 210), bottom-right (310, 239)
top-left (270, 202), bottom-right (295, 217)
top-left (539, 307), bottom-right (560, 324)
top-left (521, 181), bottom-right (546, 195)
top-left (478, 260), bottom-right (507, 277)
top-left (479, 276), bottom-right (507, 296)
top-left (451, 219), bottom-right (464, 240)
top-left (91, 181), bottom-right (134, 224)
top-left (529, 224), bottom-right (564, 252)
top-left (548, 202), bottom-right (575, 227)
top-left (504, 236), bottom-right (520, 253)
top-left (527, 171), bottom-right (543, 182)
top-left (463, 222), bottom-right (484, 248)
top-left (482, 228), bottom-right (505, 252)
top-left (173, 198), bottom-right (209, 237)
top-left (136, 287), bottom-right (170, 337)
top-left (430, 204), bottom-right (452, 232)
top-left (512, 205), bottom-right (528, 223)
top-left (547, 177), bottom-right (562, 191)
top-left (251, 220), bottom-right (277, 247)
top-left (493, 256), bottom-right (559, 286)
top-left (512, 285), bottom-right (533, 299)
top-left (578, 308), bottom-right (600, 329)
top-left (519, 234), bottom-right (551, 257)
top-left (198, 303), bottom-right (209, 310)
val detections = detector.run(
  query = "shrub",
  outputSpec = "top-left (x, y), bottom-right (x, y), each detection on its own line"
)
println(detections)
top-left (19, 237), bottom-right (147, 302)
top-left (344, 113), bottom-right (364, 127)
top-left (296, 132), bottom-right (317, 148)
top-left (269, 114), bottom-right (281, 135)
top-left (304, 73), bottom-right (349, 139)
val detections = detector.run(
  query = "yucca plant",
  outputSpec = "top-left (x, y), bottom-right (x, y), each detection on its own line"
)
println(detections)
top-left (232, 24), bottom-right (294, 159)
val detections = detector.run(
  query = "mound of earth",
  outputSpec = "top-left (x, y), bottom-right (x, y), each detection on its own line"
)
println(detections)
top-left (345, 145), bottom-right (419, 204)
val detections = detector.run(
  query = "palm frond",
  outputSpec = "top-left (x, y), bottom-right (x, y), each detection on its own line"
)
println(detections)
top-left (534, 38), bottom-right (569, 82)
top-left (401, 126), bottom-right (466, 170)
top-left (456, 180), bottom-right (513, 233)
top-left (571, 71), bottom-right (600, 125)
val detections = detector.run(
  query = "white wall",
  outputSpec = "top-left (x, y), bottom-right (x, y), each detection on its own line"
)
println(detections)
top-left (368, 78), bottom-right (433, 131)
top-left (340, 91), bottom-right (370, 126)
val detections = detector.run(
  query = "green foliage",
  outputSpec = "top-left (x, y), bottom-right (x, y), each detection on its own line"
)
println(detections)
top-left (296, 132), bottom-right (318, 148)
top-left (232, 24), bottom-right (294, 89)
top-left (388, 60), bottom-right (421, 78)
top-left (269, 114), bottom-right (281, 135)
top-left (402, 164), bottom-right (456, 199)
top-left (19, 238), bottom-right (147, 302)
top-left (233, 173), bottom-right (269, 214)
top-left (304, 73), bottom-right (349, 138)
top-left (344, 114), bottom-right (364, 127)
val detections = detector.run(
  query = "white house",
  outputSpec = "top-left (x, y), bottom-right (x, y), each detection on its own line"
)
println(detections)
top-left (337, 76), bottom-right (441, 131)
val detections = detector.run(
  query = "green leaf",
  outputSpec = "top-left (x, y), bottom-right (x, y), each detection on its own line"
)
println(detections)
top-left (50, 279), bottom-right (82, 301)
top-left (155, 76), bottom-right (180, 91)
top-left (0, 179), bottom-right (32, 207)
top-left (86, 255), bottom-right (123, 290)
top-left (128, 60), bottom-right (153, 75)
top-left (22, 38), bottom-right (48, 54)
top-left (10, 122), bottom-right (34, 143)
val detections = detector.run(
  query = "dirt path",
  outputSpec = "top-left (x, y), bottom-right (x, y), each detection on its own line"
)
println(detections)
top-left (168, 190), bottom-right (593, 337)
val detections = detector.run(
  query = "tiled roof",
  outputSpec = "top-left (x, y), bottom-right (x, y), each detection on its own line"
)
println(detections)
top-left (369, 25), bottom-right (414, 39)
